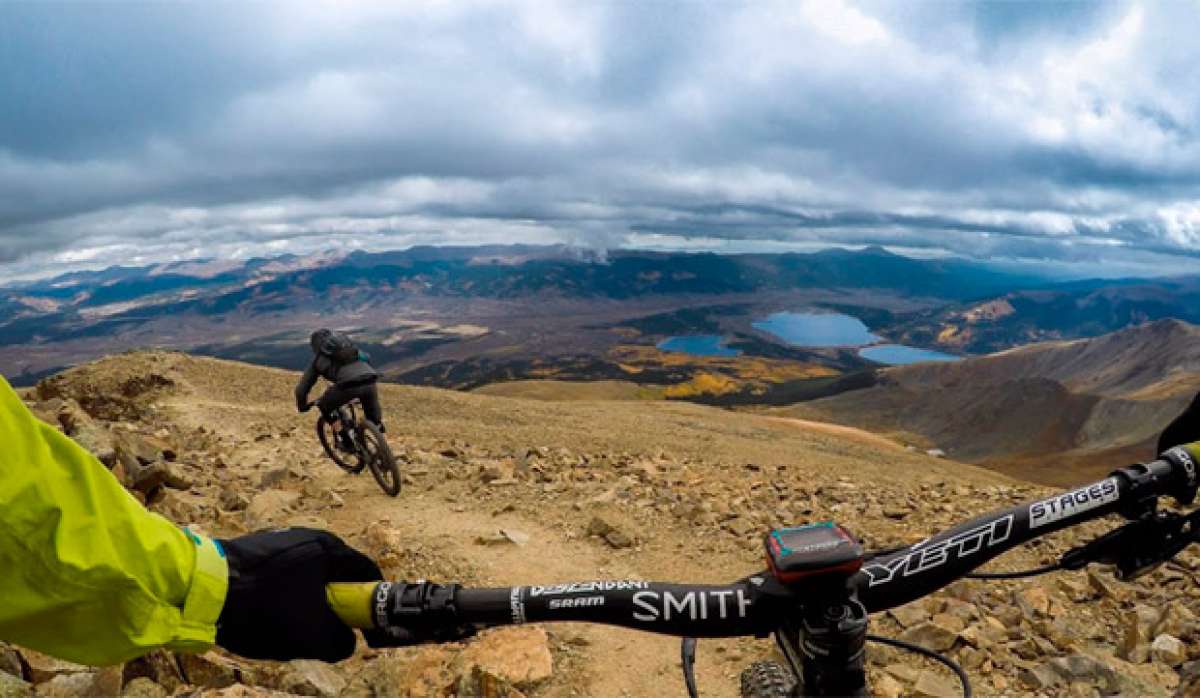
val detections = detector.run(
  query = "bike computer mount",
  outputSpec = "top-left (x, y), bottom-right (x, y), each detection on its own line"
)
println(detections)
top-left (765, 521), bottom-right (864, 585)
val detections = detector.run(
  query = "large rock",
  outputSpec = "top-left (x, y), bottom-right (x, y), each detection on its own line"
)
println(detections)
top-left (899, 622), bottom-right (958, 652)
top-left (341, 646), bottom-right (459, 698)
top-left (122, 650), bottom-right (185, 692)
top-left (586, 514), bottom-right (636, 549)
top-left (1150, 634), bottom-right (1186, 666)
top-left (57, 401), bottom-right (116, 467)
top-left (128, 460), bottom-right (193, 496)
top-left (121, 677), bottom-right (169, 698)
top-left (887, 603), bottom-right (929, 629)
top-left (219, 486), bottom-right (251, 512)
top-left (33, 667), bottom-right (121, 698)
top-left (912, 671), bottom-right (959, 698)
top-left (457, 627), bottom-right (553, 689)
top-left (18, 650), bottom-right (87, 684)
top-left (0, 672), bottom-right (31, 698)
top-left (0, 645), bottom-right (22, 680)
top-left (1120, 604), bottom-right (1160, 663)
top-left (277, 660), bottom-right (346, 697)
top-left (244, 490), bottom-right (301, 529)
top-left (114, 431), bottom-right (165, 467)
top-left (448, 665), bottom-right (527, 698)
top-left (178, 651), bottom-right (241, 689)
top-left (1018, 662), bottom-right (1063, 691)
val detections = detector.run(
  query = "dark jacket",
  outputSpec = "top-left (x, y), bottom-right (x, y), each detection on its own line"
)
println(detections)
top-left (294, 354), bottom-right (378, 411)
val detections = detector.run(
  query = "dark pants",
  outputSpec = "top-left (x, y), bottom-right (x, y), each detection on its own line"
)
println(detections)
top-left (317, 380), bottom-right (383, 429)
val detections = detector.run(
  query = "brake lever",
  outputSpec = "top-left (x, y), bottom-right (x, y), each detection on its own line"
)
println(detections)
top-left (681, 638), bottom-right (699, 698)
top-left (1060, 509), bottom-right (1200, 581)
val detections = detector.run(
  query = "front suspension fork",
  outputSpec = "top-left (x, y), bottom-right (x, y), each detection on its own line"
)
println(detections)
top-left (776, 590), bottom-right (869, 697)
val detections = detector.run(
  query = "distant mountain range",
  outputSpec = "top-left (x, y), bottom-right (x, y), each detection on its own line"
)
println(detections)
top-left (0, 245), bottom-right (1036, 381)
top-left (4, 244), bottom-right (1200, 400)
top-left (873, 277), bottom-right (1200, 354)
top-left (783, 319), bottom-right (1200, 485)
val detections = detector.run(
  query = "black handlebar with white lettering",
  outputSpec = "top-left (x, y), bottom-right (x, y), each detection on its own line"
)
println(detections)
top-left (347, 453), bottom-right (1198, 645)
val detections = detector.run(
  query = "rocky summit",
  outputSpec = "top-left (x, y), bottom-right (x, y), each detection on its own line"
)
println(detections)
top-left (4, 351), bottom-right (1199, 697)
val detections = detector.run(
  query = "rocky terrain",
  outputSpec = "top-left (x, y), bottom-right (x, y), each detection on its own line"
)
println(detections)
top-left (2, 351), bottom-right (1199, 697)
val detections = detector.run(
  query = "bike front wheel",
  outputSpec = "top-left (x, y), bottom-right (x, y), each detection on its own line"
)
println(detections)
top-left (359, 421), bottom-right (401, 496)
top-left (318, 416), bottom-right (366, 474)
top-left (739, 661), bottom-right (797, 698)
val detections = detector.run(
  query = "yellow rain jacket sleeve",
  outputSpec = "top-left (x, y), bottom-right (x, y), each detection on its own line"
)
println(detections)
top-left (0, 375), bottom-right (228, 666)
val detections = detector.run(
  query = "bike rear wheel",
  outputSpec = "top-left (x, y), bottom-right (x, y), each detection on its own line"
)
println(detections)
top-left (359, 420), bottom-right (401, 496)
top-left (740, 661), bottom-right (797, 698)
top-left (317, 415), bottom-right (366, 474)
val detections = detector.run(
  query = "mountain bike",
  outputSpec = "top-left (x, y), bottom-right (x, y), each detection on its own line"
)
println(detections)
top-left (324, 443), bottom-right (1200, 696)
top-left (314, 399), bottom-right (401, 497)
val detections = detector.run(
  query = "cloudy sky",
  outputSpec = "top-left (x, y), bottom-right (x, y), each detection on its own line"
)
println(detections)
top-left (3, 0), bottom-right (1200, 281)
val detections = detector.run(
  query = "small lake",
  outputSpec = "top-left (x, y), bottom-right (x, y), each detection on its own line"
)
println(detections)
top-left (656, 335), bottom-right (741, 357)
top-left (752, 312), bottom-right (879, 347)
top-left (859, 344), bottom-right (960, 365)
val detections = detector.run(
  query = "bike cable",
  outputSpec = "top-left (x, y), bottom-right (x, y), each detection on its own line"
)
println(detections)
top-left (965, 561), bottom-right (1061, 579)
top-left (866, 634), bottom-right (971, 698)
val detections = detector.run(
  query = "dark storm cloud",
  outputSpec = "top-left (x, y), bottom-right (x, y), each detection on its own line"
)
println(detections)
top-left (3, 0), bottom-right (1200, 280)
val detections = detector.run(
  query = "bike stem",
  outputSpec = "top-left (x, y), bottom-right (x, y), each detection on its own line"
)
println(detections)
top-left (774, 580), bottom-right (869, 697)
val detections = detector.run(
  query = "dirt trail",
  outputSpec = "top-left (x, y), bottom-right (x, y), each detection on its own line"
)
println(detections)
top-left (765, 416), bottom-right (906, 453)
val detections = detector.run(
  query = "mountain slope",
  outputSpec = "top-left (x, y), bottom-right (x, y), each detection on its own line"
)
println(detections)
top-left (880, 277), bottom-right (1200, 354)
top-left (781, 319), bottom-right (1200, 484)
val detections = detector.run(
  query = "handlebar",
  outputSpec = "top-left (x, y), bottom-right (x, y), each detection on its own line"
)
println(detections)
top-left (327, 446), bottom-right (1200, 643)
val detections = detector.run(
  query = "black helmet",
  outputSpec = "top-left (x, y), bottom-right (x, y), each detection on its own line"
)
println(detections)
top-left (310, 328), bottom-right (333, 354)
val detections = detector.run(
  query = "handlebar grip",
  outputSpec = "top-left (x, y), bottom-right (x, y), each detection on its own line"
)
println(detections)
top-left (326, 582), bottom-right (378, 629)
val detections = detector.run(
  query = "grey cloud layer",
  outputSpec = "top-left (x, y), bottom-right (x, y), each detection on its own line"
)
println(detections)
top-left (3, 0), bottom-right (1200, 279)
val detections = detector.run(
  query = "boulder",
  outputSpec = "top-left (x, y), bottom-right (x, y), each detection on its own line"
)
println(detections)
top-left (872, 673), bottom-right (904, 698)
top-left (912, 671), bottom-right (959, 698)
top-left (121, 677), bottom-right (169, 698)
top-left (1047, 653), bottom-right (1120, 693)
top-left (33, 668), bottom-right (121, 698)
top-left (586, 515), bottom-right (636, 549)
top-left (219, 486), bottom-right (251, 512)
top-left (128, 460), bottom-right (194, 496)
top-left (178, 651), bottom-right (240, 689)
top-left (887, 603), bottom-right (928, 629)
top-left (1121, 605), bottom-right (1160, 663)
top-left (277, 660), bottom-right (346, 697)
top-left (18, 650), bottom-right (87, 684)
top-left (57, 401), bottom-right (116, 467)
top-left (114, 432), bottom-right (165, 467)
top-left (1150, 634), bottom-right (1186, 666)
top-left (457, 627), bottom-right (553, 689)
top-left (899, 622), bottom-right (958, 652)
top-left (122, 650), bottom-right (185, 692)
top-left (1018, 662), bottom-right (1063, 690)
top-left (150, 489), bottom-right (207, 524)
top-left (0, 645), bottom-right (22, 681)
top-left (448, 665), bottom-right (527, 698)
top-left (0, 671), bottom-right (31, 698)
top-left (244, 490), bottom-right (301, 529)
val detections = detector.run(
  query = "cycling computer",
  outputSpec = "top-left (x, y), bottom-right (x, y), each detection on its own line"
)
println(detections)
top-left (764, 522), bottom-right (863, 584)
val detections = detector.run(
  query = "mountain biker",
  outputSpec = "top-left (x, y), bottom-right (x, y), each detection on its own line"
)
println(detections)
top-left (0, 374), bottom-right (381, 666)
top-left (295, 329), bottom-right (384, 450)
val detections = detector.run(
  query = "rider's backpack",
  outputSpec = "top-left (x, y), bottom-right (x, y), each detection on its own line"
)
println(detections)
top-left (319, 332), bottom-right (361, 366)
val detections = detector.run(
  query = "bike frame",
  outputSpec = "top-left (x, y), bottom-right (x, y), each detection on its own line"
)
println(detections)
top-left (335, 451), bottom-right (1200, 696)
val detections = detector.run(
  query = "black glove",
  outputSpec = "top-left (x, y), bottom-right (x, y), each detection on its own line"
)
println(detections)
top-left (215, 528), bottom-right (382, 662)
